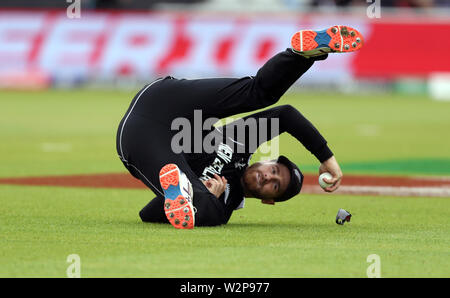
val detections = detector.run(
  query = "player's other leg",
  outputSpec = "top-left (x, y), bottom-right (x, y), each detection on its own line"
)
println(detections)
top-left (291, 25), bottom-right (364, 57)
top-left (139, 196), bottom-right (169, 224)
top-left (159, 163), bottom-right (195, 229)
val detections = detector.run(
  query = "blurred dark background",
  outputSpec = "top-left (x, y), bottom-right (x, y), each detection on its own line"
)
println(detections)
top-left (0, 0), bottom-right (205, 10)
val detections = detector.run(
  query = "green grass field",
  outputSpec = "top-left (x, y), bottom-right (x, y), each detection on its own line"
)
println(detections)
top-left (1, 88), bottom-right (449, 277)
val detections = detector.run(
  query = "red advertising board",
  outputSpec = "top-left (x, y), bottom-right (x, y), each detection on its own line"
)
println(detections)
top-left (0, 10), bottom-right (449, 86)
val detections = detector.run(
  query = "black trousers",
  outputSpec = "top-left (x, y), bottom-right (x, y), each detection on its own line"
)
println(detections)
top-left (116, 49), bottom-right (316, 226)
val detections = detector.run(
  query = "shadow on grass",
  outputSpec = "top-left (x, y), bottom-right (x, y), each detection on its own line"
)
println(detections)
top-left (225, 222), bottom-right (336, 229)
top-left (120, 220), bottom-right (339, 230)
top-left (98, 218), bottom-right (346, 232)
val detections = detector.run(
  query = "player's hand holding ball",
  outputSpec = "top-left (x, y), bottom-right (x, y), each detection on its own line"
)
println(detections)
top-left (318, 156), bottom-right (342, 192)
top-left (319, 172), bottom-right (333, 188)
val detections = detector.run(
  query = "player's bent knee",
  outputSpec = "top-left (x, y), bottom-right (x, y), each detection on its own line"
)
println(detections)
top-left (139, 208), bottom-right (168, 224)
top-left (255, 89), bottom-right (279, 108)
top-left (261, 95), bottom-right (279, 108)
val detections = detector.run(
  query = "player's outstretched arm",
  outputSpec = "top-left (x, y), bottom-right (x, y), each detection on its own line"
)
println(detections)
top-left (229, 105), bottom-right (333, 162)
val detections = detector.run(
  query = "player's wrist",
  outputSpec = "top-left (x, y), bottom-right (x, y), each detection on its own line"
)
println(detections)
top-left (314, 144), bottom-right (333, 163)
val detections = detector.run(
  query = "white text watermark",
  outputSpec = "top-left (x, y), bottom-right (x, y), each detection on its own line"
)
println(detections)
top-left (366, 254), bottom-right (381, 278)
top-left (66, 254), bottom-right (81, 278)
top-left (66, 0), bottom-right (81, 19)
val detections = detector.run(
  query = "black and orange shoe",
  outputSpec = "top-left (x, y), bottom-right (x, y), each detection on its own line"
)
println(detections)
top-left (159, 163), bottom-right (195, 229)
top-left (291, 25), bottom-right (364, 58)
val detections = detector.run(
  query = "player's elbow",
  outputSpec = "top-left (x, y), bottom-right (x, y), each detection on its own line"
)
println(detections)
top-left (280, 104), bottom-right (302, 119)
top-left (279, 104), bottom-right (296, 113)
top-left (272, 104), bottom-right (297, 117)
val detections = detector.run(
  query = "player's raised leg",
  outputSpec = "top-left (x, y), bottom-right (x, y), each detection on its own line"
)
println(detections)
top-left (134, 51), bottom-right (321, 124)
top-left (291, 25), bottom-right (364, 57)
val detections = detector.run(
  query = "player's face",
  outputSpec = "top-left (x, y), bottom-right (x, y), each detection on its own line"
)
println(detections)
top-left (242, 161), bottom-right (290, 201)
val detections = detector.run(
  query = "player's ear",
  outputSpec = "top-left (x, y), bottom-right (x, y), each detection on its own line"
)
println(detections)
top-left (261, 199), bottom-right (275, 205)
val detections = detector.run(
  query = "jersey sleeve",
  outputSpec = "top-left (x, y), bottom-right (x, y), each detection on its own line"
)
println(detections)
top-left (220, 105), bottom-right (333, 163)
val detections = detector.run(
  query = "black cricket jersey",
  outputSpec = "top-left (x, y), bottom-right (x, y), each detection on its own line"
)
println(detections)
top-left (120, 49), bottom-right (334, 226)
top-left (184, 128), bottom-right (251, 217)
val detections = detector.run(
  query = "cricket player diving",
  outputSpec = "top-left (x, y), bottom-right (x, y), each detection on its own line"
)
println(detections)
top-left (116, 26), bottom-right (364, 229)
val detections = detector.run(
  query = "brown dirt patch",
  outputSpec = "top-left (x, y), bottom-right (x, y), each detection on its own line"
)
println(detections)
top-left (1, 172), bottom-right (449, 197)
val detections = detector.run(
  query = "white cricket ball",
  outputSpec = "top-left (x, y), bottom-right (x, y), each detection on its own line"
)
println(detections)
top-left (318, 172), bottom-right (333, 189)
